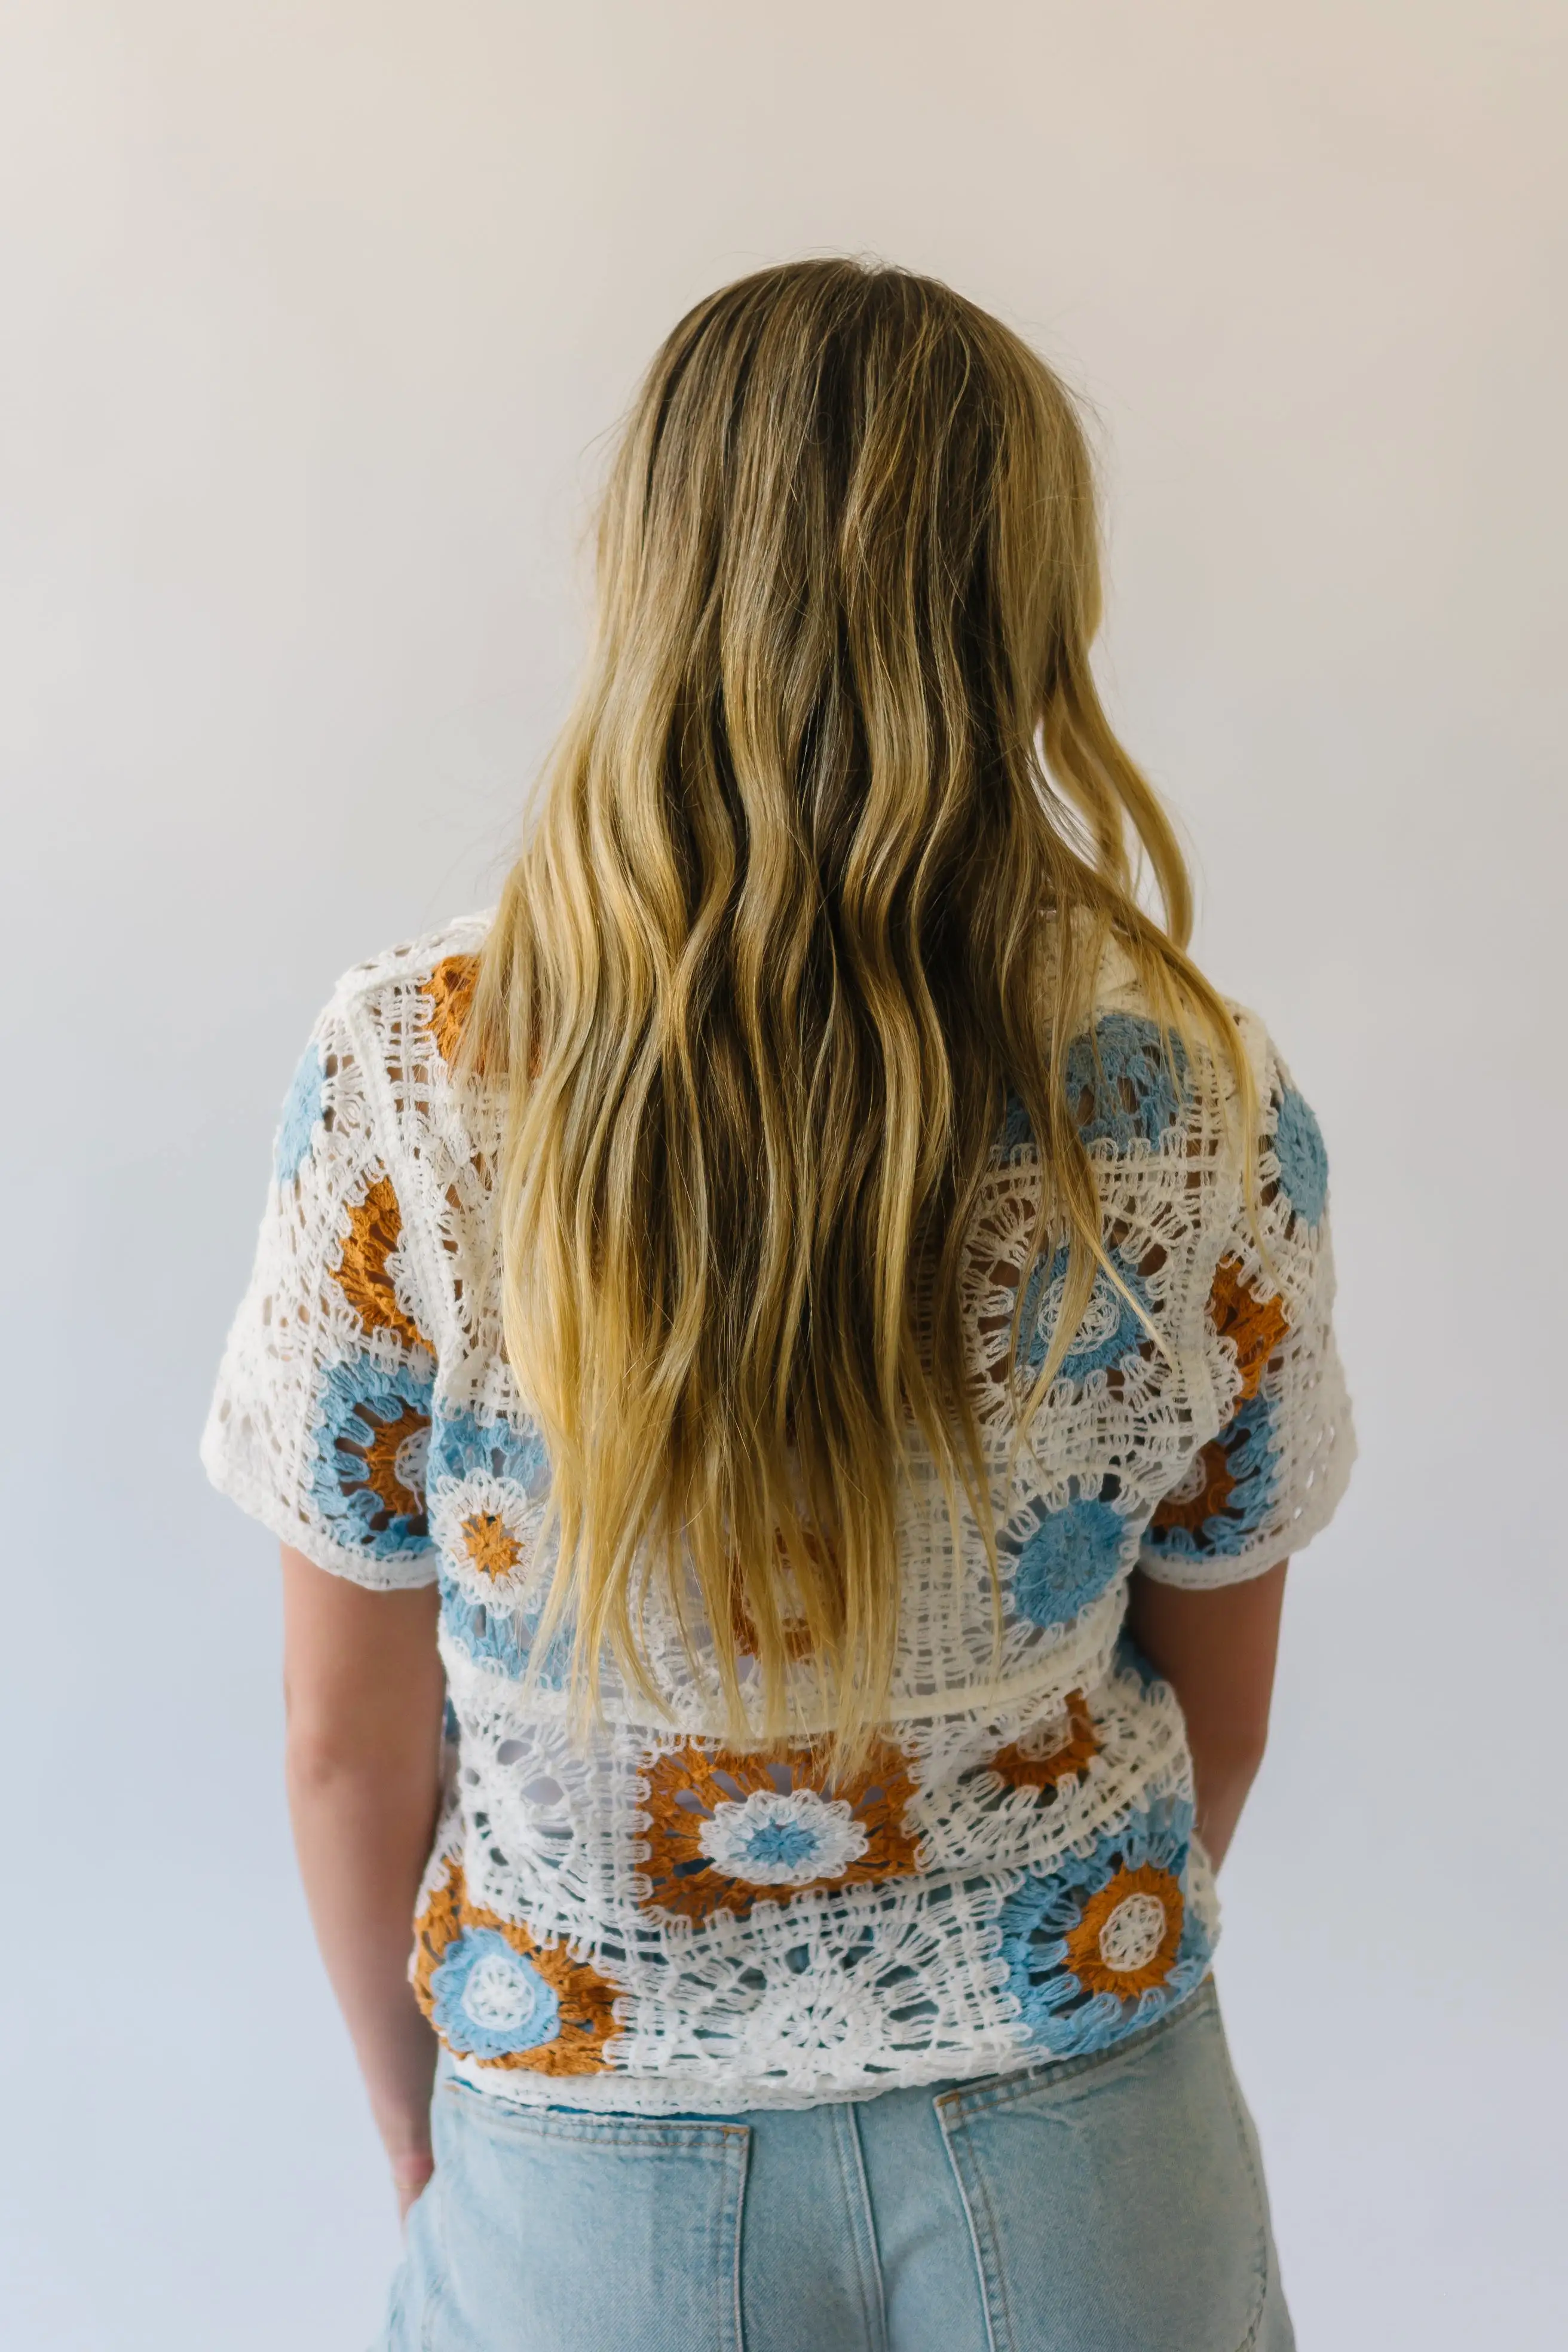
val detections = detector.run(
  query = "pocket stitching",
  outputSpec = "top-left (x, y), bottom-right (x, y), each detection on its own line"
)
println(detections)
top-left (440, 2077), bottom-right (749, 2155)
top-left (423, 2085), bottom-right (750, 2352)
top-left (936, 1973), bottom-right (1218, 2126)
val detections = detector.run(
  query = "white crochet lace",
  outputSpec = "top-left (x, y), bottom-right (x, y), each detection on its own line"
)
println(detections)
top-left (203, 916), bottom-right (1353, 2112)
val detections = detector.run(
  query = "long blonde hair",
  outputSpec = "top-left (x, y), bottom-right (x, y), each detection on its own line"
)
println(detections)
top-left (467, 259), bottom-right (1251, 1765)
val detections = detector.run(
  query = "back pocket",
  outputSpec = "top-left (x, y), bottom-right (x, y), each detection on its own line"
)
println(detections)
top-left (424, 2084), bottom-right (749, 2352)
top-left (935, 1984), bottom-right (1270, 2352)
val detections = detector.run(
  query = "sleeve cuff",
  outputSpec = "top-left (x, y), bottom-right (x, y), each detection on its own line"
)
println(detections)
top-left (200, 1436), bottom-right (440, 1592)
top-left (1136, 1406), bottom-right (1356, 1589)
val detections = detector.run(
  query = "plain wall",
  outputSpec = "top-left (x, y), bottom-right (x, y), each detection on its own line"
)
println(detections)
top-left (2, 4), bottom-right (1563, 2345)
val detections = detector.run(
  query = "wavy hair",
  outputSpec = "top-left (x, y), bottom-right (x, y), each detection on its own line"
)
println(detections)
top-left (467, 258), bottom-right (1252, 1765)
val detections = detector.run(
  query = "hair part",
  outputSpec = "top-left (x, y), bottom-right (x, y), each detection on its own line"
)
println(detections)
top-left (465, 258), bottom-right (1254, 1768)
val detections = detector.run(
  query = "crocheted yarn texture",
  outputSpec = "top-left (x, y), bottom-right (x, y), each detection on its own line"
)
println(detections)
top-left (203, 917), bottom-right (1353, 2112)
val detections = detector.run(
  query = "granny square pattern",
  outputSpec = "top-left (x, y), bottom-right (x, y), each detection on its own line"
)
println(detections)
top-left (204, 918), bottom-right (1352, 2112)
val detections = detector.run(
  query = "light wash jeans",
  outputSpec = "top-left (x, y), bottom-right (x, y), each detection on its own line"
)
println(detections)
top-left (378, 1978), bottom-right (1293, 2351)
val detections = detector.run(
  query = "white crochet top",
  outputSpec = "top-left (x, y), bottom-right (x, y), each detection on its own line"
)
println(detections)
top-left (203, 916), bottom-right (1353, 2112)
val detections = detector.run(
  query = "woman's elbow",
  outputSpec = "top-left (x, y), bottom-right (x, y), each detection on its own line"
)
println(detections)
top-left (1191, 1714), bottom-right (1272, 1789)
top-left (284, 1718), bottom-right (378, 1796)
top-left (282, 1696), bottom-right (428, 1793)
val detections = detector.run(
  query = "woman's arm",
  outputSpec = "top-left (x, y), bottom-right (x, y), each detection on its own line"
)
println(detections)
top-left (281, 1546), bottom-right (446, 2217)
top-left (1124, 1561), bottom-right (1288, 1870)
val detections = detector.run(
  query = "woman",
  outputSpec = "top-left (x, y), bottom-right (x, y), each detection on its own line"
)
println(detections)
top-left (205, 259), bottom-right (1352, 2351)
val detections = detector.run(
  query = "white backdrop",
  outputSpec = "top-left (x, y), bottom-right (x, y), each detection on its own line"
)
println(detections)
top-left (3, 5), bottom-right (1563, 2346)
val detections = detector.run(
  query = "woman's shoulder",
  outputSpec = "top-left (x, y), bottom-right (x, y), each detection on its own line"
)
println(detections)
top-left (314, 910), bottom-right (495, 1054)
top-left (277, 912), bottom-right (498, 1209)
top-left (1087, 930), bottom-right (1282, 1104)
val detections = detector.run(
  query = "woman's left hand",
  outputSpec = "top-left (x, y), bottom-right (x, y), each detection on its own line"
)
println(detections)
top-left (390, 2146), bottom-right (435, 2223)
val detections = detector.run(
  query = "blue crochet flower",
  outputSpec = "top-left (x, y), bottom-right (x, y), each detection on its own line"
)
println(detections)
top-left (999, 1016), bottom-right (1189, 1158)
top-left (1067, 1015), bottom-right (1190, 1150)
top-left (428, 1927), bottom-right (561, 2062)
top-left (309, 1356), bottom-right (433, 1558)
top-left (429, 1403), bottom-right (550, 1497)
top-left (1143, 1392), bottom-right (1279, 1564)
top-left (998, 1795), bottom-right (1212, 2058)
top-left (1008, 1495), bottom-right (1129, 1628)
top-left (1273, 1087), bottom-right (1328, 1227)
top-left (437, 1571), bottom-right (574, 1689)
top-left (743, 1817), bottom-right (821, 1869)
top-left (274, 1043), bottom-right (325, 1184)
top-left (438, 1581), bottom-right (530, 1675)
top-left (429, 1408), bottom-right (569, 1683)
top-left (1016, 1246), bottom-right (1152, 1386)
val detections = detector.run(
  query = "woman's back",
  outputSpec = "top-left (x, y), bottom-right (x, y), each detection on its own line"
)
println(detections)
top-left (204, 908), bottom-right (1349, 2108)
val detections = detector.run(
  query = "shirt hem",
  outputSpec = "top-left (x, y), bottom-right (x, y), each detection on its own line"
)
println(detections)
top-left (440, 1962), bottom-right (1221, 2116)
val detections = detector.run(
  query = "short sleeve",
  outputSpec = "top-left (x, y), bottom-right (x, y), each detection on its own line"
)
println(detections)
top-left (1139, 1020), bottom-right (1355, 1587)
top-left (201, 991), bottom-right (440, 1590)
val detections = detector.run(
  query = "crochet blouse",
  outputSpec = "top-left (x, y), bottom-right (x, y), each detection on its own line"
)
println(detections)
top-left (203, 915), bottom-right (1353, 2114)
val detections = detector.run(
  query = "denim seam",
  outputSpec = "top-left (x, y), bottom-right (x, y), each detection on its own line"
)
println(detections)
top-left (722, 2126), bottom-right (749, 2352)
top-left (419, 2162), bottom-right (449, 2352)
top-left (1214, 2038), bottom-right (1272, 2352)
top-left (935, 1971), bottom-right (1217, 2125)
top-left (835, 2103), bottom-right (890, 2352)
top-left (935, 2102), bottom-right (1009, 2352)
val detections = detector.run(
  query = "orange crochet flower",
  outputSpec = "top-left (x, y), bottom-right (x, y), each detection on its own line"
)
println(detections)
top-left (413, 1854), bottom-right (620, 2075)
top-left (641, 1737), bottom-right (920, 1924)
top-left (987, 1690), bottom-right (1101, 1796)
top-left (342, 1397), bottom-right (428, 1525)
top-left (461, 1509), bottom-right (523, 1581)
top-left (332, 1172), bottom-right (430, 1354)
top-left (422, 954), bottom-right (479, 1069)
top-left (1208, 1256), bottom-right (1290, 1402)
top-left (1062, 1863), bottom-right (1184, 1999)
top-left (1149, 1438), bottom-right (1236, 1542)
